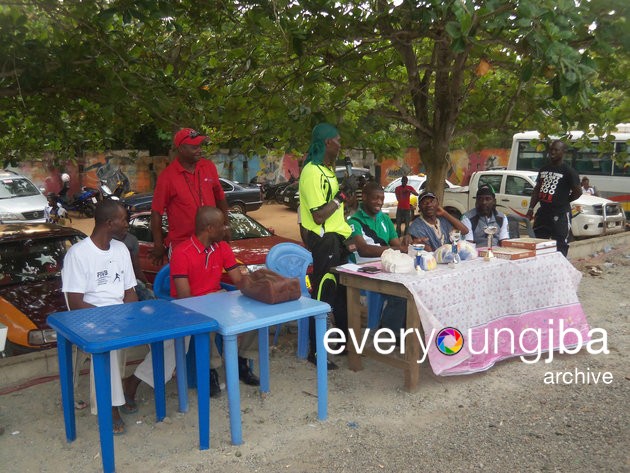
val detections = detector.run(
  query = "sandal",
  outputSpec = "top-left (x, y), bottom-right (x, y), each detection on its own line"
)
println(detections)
top-left (119, 396), bottom-right (138, 415)
top-left (113, 417), bottom-right (126, 436)
top-left (74, 400), bottom-right (88, 410)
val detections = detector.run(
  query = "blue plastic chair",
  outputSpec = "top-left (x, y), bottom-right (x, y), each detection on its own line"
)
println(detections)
top-left (153, 264), bottom-right (173, 301)
top-left (265, 242), bottom-right (312, 359)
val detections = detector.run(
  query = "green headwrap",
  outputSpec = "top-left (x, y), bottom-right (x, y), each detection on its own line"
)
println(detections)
top-left (304, 123), bottom-right (339, 165)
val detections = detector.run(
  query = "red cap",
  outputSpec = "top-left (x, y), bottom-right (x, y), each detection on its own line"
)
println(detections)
top-left (173, 128), bottom-right (207, 147)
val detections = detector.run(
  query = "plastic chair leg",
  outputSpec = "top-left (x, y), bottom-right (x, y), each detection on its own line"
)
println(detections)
top-left (296, 318), bottom-right (309, 359)
top-left (186, 337), bottom-right (197, 389)
top-left (272, 324), bottom-right (282, 346)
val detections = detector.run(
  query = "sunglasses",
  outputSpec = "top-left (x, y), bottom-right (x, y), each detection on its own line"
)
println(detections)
top-left (177, 130), bottom-right (202, 146)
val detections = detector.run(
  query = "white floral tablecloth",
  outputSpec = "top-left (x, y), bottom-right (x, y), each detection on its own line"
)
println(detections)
top-left (339, 253), bottom-right (591, 375)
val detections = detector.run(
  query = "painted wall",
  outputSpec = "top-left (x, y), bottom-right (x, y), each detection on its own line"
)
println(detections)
top-left (14, 146), bottom-right (510, 195)
top-left (378, 147), bottom-right (510, 186)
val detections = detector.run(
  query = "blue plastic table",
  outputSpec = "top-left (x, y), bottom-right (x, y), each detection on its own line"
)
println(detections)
top-left (47, 300), bottom-right (218, 473)
top-left (174, 292), bottom-right (331, 445)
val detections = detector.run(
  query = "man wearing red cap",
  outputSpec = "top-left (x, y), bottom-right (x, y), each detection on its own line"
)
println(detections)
top-left (150, 128), bottom-right (229, 263)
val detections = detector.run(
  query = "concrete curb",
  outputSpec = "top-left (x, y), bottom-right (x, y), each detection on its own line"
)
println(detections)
top-left (568, 231), bottom-right (630, 260)
top-left (0, 346), bottom-right (148, 391)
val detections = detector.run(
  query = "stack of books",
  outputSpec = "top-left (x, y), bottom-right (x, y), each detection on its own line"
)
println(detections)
top-left (478, 246), bottom-right (536, 260)
top-left (502, 237), bottom-right (557, 255)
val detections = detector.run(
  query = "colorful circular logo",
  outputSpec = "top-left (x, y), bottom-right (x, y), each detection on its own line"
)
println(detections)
top-left (436, 327), bottom-right (464, 355)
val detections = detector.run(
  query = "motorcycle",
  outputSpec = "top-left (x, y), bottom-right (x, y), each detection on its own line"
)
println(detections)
top-left (96, 161), bottom-right (135, 201)
top-left (258, 172), bottom-right (297, 202)
top-left (59, 186), bottom-right (100, 218)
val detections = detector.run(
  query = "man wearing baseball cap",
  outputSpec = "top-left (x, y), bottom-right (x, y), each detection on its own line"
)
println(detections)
top-left (150, 128), bottom-right (229, 264)
top-left (408, 190), bottom-right (468, 251)
top-left (461, 184), bottom-right (509, 247)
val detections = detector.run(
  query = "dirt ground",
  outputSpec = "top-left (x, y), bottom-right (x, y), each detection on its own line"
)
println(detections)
top-left (0, 205), bottom-right (628, 472)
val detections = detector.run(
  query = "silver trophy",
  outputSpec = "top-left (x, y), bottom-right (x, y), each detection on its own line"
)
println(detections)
top-left (450, 230), bottom-right (461, 264)
top-left (483, 225), bottom-right (498, 261)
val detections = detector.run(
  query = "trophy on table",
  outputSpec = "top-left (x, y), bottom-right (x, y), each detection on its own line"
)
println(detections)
top-left (483, 225), bottom-right (498, 261)
top-left (450, 230), bottom-right (461, 264)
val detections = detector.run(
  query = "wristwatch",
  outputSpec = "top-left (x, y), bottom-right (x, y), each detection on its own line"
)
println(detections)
top-left (332, 198), bottom-right (341, 209)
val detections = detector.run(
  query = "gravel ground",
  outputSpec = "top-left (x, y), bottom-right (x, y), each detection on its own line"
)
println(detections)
top-left (1, 246), bottom-right (628, 473)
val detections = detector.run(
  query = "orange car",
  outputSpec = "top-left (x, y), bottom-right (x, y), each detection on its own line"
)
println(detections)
top-left (0, 224), bottom-right (85, 355)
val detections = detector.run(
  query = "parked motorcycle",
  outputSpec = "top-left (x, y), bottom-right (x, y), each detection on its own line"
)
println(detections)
top-left (258, 172), bottom-right (297, 202)
top-left (96, 161), bottom-right (135, 201)
top-left (59, 186), bottom-right (100, 218)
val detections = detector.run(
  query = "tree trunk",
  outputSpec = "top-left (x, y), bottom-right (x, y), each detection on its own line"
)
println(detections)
top-left (419, 140), bottom-right (450, 203)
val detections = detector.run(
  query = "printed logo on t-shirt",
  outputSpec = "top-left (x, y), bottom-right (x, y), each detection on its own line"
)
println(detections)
top-left (96, 269), bottom-right (108, 286)
top-left (538, 171), bottom-right (562, 203)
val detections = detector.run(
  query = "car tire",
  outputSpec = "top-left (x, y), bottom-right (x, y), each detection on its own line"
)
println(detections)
top-left (275, 187), bottom-right (286, 204)
top-left (3, 341), bottom-right (23, 357)
top-left (229, 202), bottom-right (246, 214)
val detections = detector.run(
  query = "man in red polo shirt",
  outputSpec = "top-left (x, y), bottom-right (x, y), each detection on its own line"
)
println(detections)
top-left (124, 207), bottom-right (258, 404)
top-left (394, 176), bottom-right (418, 236)
top-left (150, 128), bottom-right (229, 264)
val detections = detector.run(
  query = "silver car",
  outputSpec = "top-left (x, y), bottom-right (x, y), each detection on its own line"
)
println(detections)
top-left (0, 170), bottom-right (47, 223)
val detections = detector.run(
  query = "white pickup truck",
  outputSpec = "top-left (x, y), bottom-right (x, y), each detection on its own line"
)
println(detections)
top-left (442, 170), bottom-right (626, 238)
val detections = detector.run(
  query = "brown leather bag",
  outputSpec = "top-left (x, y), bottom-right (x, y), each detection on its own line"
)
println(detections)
top-left (240, 268), bottom-right (301, 304)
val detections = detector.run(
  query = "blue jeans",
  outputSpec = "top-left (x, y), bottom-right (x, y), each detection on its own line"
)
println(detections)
top-left (381, 295), bottom-right (407, 333)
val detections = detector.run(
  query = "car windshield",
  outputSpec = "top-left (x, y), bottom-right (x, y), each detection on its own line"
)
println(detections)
top-left (128, 212), bottom-right (271, 243)
top-left (0, 236), bottom-right (81, 286)
top-left (0, 178), bottom-right (41, 199)
top-left (230, 212), bottom-right (271, 239)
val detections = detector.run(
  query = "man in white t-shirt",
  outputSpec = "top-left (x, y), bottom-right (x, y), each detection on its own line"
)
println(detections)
top-left (62, 200), bottom-right (137, 435)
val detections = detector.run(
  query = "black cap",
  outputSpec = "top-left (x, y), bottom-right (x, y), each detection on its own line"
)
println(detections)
top-left (418, 191), bottom-right (437, 203)
top-left (476, 184), bottom-right (495, 198)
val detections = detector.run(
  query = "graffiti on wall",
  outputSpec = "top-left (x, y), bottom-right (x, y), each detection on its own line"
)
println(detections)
top-left (379, 147), bottom-right (510, 186)
top-left (16, 146), bottom-right (511, 197)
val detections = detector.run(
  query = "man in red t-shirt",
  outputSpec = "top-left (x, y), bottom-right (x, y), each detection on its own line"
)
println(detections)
top-left (124, 207), bottom-right (258, 404)
top-left (394, 176), bottom-right (418, 236)
top-left (150, 128), bottom-right (229, 264)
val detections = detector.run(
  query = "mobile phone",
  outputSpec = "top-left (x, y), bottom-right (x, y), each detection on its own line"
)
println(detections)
top-left (357, 266), bottom-right (380, 274)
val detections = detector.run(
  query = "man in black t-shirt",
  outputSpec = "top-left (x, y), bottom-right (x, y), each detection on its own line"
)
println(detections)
top-left (526, 140), bottom-right (581, 257)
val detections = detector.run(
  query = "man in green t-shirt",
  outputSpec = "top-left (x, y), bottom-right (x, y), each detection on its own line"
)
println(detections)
top-left (299, 123), bottom-right (354, 370)
top-left (348, 181), bottom-right (411, 334)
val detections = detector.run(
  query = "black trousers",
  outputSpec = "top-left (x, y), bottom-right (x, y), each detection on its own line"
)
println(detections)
top-left (533, 208), bottom-right (571, 256)
top-left (306, 231), bottom-right (350, 354)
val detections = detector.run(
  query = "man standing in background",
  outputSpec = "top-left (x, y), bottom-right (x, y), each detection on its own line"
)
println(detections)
top-left (394, 176), bottom-right (418, 236)
top-left (526, 140), bottom-right (581, 257)
top-left (150, 128), bottom-right (229, 264)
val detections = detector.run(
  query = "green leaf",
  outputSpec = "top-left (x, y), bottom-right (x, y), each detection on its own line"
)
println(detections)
top-left (521, 62), bottom-right (533, 82)
top-left (445, 21), bottom-right (462, 39)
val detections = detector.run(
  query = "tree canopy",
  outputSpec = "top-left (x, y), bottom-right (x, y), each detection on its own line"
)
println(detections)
top-left (1, 0), bottom-right (628, 194)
